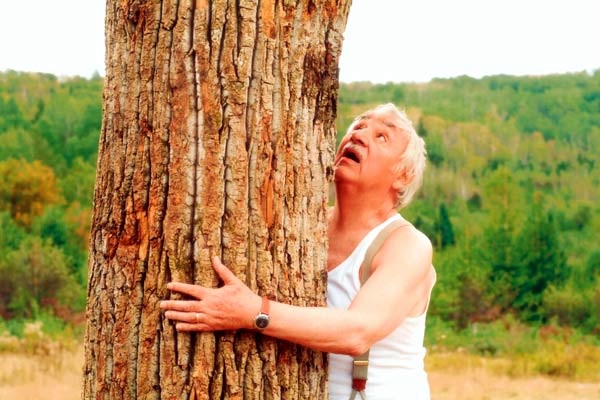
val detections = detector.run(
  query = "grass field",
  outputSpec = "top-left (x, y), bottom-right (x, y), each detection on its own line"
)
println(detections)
top-left (427, 353), bottom-right (600, 400)
top-left (0, 346), bottom-right (82, 400)
top-left (1, 346), bottom-right (600, 399)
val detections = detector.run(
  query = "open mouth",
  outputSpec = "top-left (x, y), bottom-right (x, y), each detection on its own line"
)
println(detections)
top-left (342, 146), bottom-right (361, 163)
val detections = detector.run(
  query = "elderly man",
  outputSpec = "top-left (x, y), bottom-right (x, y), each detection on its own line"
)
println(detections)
top-left (161, 103), bottom-right (436, 399)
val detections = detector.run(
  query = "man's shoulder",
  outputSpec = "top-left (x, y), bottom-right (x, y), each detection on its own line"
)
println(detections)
top-left (380, 222), bottom-right (433, 271)
top-left (389, 221), bottom-right (432, 252)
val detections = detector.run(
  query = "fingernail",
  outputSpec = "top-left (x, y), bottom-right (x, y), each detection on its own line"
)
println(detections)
top-left (166, 283), bottom-right (173, 289)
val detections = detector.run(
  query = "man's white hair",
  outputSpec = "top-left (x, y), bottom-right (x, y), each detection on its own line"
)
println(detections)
top-left (352, 103), bottom-right (427, 209)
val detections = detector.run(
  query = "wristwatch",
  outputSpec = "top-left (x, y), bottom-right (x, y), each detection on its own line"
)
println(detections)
top-left (253, 296), bottom-right (270, 330)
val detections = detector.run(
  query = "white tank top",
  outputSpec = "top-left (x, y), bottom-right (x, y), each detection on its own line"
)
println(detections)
top-left (327, 215), bottom-right (431, 400)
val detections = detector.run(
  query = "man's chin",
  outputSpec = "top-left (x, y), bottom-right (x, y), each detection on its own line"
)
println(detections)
top-left (333, 165), bottom-right (358, 182)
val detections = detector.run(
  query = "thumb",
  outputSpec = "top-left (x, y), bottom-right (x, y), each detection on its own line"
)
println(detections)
top-left (212, 256), bottom-right (239, 285)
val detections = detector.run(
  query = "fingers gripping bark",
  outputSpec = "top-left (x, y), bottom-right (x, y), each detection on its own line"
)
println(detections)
top-left (161, 256), bottom-right (261, 331)
top-left (210, 256), bottom-right (240, 285)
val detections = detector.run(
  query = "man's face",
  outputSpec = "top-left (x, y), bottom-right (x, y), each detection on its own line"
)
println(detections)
top-left (333, 110), bottom-right (410, 193)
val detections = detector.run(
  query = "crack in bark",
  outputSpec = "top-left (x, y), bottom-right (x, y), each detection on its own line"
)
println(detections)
top-left (244, 0), bottom-right (261, 289)
top-left (235, 0), bottom-right (242, 80)
top-left (125, 7), bottom-right (150, 396)
top-left (207, 1), bottom-right (213, 60)
top-left (217, 1), bottom-right (229, 263)
top-left (188, 0), bottom-right (201, 394)
top-left (153, 0), bottom-right (178, 396)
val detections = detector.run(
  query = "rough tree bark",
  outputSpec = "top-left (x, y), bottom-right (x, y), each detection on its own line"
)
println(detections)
top-left (83, 0), bottom-right (351, 399)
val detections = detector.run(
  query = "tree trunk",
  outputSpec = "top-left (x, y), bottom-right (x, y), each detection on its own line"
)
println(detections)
top-left (83, 1), bottom-right (351, 399)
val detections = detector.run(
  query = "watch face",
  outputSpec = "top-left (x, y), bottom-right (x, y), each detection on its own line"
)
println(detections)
top-left (255, 314), bottom-right (269, 329)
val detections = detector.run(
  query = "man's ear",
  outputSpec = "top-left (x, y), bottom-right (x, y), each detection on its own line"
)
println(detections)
top-left (392, 168), bottom-right (413, 191)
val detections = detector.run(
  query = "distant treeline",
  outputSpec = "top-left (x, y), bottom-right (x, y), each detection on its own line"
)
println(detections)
top-left (0, 70), bottom-right (598, 335)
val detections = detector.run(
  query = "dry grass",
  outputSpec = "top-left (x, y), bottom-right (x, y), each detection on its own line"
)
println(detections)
top-left (0, 322), bottom-right (83, 400)
top-left (429, 366), bottom-right (600, 399)
top-left (0, 346), bottom-right (83, 400)
top-left (427, 352), bottom-right (600, 400)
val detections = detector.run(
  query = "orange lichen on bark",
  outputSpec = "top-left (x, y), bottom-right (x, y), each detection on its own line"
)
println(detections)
top-left (260, 0), bottom-right (276, 39)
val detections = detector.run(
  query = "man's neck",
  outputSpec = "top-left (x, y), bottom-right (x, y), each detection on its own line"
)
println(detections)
top-left (329, 185), bottom-right (397, 235)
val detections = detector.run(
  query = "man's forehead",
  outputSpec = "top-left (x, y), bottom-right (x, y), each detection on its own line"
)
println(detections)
top-left (356, 112), bottom-right (400, 129)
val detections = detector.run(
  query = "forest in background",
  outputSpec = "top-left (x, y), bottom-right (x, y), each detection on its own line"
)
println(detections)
top-left (0, 70), bottom-right (598, 375)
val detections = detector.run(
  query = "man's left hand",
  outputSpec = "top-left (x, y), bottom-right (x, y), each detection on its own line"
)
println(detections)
top-left (160, 256), bottom-right (260, 332)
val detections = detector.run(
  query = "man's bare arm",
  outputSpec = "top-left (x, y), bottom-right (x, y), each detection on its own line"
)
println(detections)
top-left (160, 228), bottom-right (433, 356)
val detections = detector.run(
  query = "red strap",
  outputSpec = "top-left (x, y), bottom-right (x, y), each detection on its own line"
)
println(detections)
top-left (352, 378), bottom-right (366, 391)
top-left (260, 296), bottom-right (270, 315)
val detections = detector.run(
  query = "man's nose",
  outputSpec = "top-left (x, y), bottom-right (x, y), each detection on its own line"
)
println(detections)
top-left (350, 126), bottom-right (368, 145)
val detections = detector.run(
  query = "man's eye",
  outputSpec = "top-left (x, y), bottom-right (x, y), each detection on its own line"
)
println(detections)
top-left (377, 133), bottom-right (387, 142)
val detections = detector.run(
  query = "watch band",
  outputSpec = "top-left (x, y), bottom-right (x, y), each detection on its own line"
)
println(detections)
top-left (260, 295), bottom-right (270, 315)
top-left (254, 296), bottom-right (271, 330)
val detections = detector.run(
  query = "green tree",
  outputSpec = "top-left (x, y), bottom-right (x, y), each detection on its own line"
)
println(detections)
top-left (0, 212), bottom-right (26, 251)
top-left (0, 97), bottom-right (27, 131)
top-left (32, 206), bottom-right (87, 277)
top-left (59, 157), bottom-right (96, 205)
top-left (513, 193), bottom-right (568, 321)
top-left (436, 203), bottom-right (455, 248)
top-left (426, 133), bottom-right (445, 166)
top-left (0, 128), bottom-right (35, 162)
top-left (429, 236), bottom-right (493, 329)
top-left (0, 236), bottom-right (83, 318)
top-left (542, 283), bottom-right (594, 328)
top-left (585, 250), bottom-right (600, 279)
top-left (481, 167), bottom-right (523, 310)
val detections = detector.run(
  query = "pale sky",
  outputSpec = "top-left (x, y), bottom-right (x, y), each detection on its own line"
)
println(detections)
top-left (1, 0), bottom-right (599, 83)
